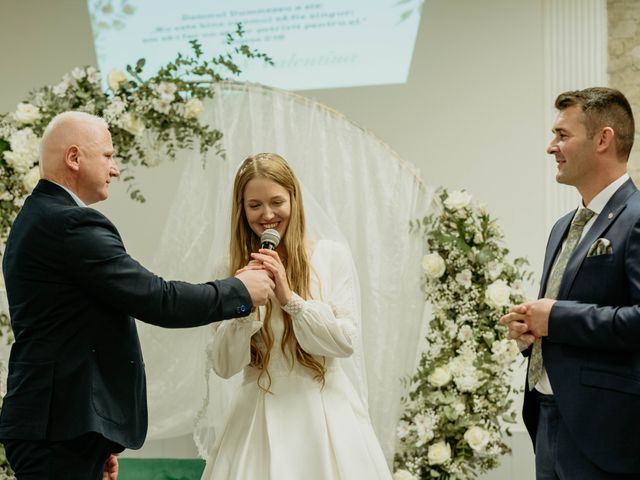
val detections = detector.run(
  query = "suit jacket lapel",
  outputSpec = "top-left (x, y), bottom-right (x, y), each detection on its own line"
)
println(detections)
top-left (558, 179), bottom-right (637, 299)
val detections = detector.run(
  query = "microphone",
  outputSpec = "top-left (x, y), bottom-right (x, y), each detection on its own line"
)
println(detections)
top-left (260, 228), bottom-right (280, 250)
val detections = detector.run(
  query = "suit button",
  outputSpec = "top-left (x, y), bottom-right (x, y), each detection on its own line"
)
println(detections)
top-left (236, 304), bottom-right (247, 314)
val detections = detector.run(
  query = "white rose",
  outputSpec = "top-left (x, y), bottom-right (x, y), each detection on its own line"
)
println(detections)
top-left (444, 190), bottom-right (472, 210)
top-left (22, 166), bottom-right (41, 192)
top-left (393, 469), bottom-right (417, 480)
top-left (427, 441), bottom-right (451, 465)
top-left (156, 81), bottom-right (177, 102)
top-left (121, 113), bottom-right (145, 136)
top-left (14, 103), bottom-right (42, 125)
top-left (485, 279), bottom-right (511, 309)
top-left (184, 98), bottom-right (204, 119)
top-left (428, 366), bottom-right (451, 387)
top-left (464, 426), bottom-right (490, 453)
top-left (107, 69), bottom-right (127, 91)
top-left (422, 252), bottom-right (446, 278)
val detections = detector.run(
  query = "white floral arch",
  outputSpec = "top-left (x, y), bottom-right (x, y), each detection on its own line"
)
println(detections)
top-left (137, 81), bottom-right (434, 461)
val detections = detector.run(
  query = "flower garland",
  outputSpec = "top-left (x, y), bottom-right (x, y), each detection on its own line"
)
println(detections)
top-left (0, 25), bottom-right (270, 477)
top-left (0, 24), bottom-right (272, 246)
top-left (394, 187), bottom-right (531, 480)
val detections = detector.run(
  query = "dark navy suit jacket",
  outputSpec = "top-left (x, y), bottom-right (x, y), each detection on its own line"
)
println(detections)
top-left (523, 178), bottom-right (640, 474)
top-left (0, 180), bottom-right (251, 448)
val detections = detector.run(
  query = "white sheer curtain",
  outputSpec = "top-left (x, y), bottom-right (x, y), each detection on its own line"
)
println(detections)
top-left (138, 81), bottom-right (434, 461)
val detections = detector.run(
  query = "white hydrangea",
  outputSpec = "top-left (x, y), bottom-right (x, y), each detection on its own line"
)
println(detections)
top-left (103, 97), bottom-right (127, 123)
top-left (457, 324), bottom-right (473, 342)
top-left (152, 98), bottom-right (172, 114)
top-left (393, 469), bottom-right (417, 480)
top-left (487, 261), bottom-right (503, 280)
top-left (455, 269), bottom-right (472, 288)
top-left (4, 128), bottom-right (40, 173)
top-left (71, 66), bottom-right (86, 80)
top-left (414, 412), bottom-right (436, 446)
top-left (156, 81), bottom-right (178, 102)
top-left (491, 339), bottom-right (520, 365)
top-left (86, 66), bottom-right (102, 84)
top-left (22, 166), bottom-right (41, 192)
top-left (52, 79), bottom-right (70, 96)
top-left (396, 420), bottom-right (412, 439)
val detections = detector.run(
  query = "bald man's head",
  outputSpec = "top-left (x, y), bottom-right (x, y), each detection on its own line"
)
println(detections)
top-left (40, 111), bottom-right (119, 204)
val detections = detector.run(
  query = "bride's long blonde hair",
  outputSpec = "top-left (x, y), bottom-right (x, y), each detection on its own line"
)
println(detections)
top-left (229, 153), bottom-right (326, 389)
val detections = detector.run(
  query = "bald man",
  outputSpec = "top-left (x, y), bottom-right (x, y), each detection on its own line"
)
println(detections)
top-left (0, 112), bottom-right (274, 479)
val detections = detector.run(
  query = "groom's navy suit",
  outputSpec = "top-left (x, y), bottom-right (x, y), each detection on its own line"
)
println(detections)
top-left (0, 180), bottom-right (251, 455)
top-left (523, 178), bottom-right (640, 474)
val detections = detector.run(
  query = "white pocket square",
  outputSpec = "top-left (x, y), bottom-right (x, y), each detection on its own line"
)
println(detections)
top-left (587, 238), bottom-right (613, 257)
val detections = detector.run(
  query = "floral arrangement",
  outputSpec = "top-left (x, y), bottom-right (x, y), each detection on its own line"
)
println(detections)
top-left (0, 25), bottom-right (270, 477)
top-left (394, 187), bottom-right (531, 479)
top-left (0, 24), bottom-right (272, 246)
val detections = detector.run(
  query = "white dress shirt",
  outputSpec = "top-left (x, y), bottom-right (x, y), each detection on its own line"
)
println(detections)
top-left (50, 180), bottom-right (87, 207)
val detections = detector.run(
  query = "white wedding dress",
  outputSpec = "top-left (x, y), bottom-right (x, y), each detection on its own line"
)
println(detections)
top-left (200, 240), bottom-right (392, 480)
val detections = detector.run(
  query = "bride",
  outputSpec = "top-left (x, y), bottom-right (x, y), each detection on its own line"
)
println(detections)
top-left (200, 153), bottom-right (392, 480)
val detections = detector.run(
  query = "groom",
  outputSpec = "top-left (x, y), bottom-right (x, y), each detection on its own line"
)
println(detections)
top-left (501, 88), bottom-right (640, 478)
top-left (0, 111), bottom-right (274, 479)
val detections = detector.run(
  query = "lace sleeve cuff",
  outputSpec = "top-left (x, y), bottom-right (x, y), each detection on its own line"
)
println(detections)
top-left (282, 292), bottom-right (305, 316)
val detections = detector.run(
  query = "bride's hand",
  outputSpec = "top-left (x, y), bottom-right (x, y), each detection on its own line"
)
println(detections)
top-left (251, 249), bottom-right (292, 305)
top-left (234, 259), bottom-right (267, 276)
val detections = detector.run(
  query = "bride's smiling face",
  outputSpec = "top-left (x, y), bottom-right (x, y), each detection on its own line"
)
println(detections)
top-left (243, 177), bottom-right (291, 239)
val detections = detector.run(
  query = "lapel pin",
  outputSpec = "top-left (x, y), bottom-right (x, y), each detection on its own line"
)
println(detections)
top-left (608, 212), bottom-right (613, 219)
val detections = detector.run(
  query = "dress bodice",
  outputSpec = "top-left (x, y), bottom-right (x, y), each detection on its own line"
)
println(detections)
top-left (243, 300), bottom-right (337, 386)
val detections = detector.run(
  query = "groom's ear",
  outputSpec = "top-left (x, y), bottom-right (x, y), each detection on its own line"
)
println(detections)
top-left (595, 127), bottom-right (614, 154)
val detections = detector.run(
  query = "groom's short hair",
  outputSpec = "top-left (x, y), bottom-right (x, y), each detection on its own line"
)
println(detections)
top-left (555, 87), bottom-right (635, 161)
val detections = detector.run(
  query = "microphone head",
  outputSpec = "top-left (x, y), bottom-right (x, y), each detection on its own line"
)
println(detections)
top-left (260, 228), bottom-right (280, 250)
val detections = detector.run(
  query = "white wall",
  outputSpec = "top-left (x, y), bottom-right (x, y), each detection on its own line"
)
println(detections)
top-left (1, 1), bottom-right (583, 478)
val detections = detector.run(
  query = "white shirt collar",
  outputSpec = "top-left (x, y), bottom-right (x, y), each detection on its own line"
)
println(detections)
top-left (50, 181), bottom-right (87, 207)
top-left (583, 173), bottom-right (629, 215)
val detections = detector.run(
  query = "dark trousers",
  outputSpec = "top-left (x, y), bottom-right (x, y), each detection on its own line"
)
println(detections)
top-left (3, 432), bottom-right (120, 480)
top-left (535, 393), bottom-right (637, 480)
